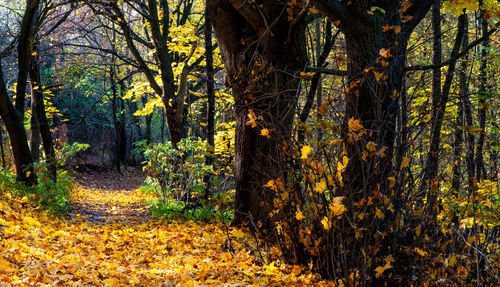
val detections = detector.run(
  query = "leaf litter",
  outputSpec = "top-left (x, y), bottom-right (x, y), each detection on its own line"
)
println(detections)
top-left (0, 169), bottom-right (333, 286)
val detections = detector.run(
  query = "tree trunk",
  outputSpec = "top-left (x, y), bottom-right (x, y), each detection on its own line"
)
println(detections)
top-left (0, 123), bottom-right (5, 169)
top-left (30, 87), bottom-right (41, 162)
top-left (0, 0), bottom-right (40, 185)
top-left (110, 66), bottom-right (122, 173)
top-left (0, 65), bottom-right (36, 185)
top-left (207, 0), bottom-right (307, 228)
top-left (475, 9), bottom-right (488, 181)
top-left (203, 8), bottom-right (215, 199)
top-left (420, 13), bottom-right (466, 214)
top-left (29, 43), bottom-right (57, 182)
top-left (454, 14), bottom-right (471, 193)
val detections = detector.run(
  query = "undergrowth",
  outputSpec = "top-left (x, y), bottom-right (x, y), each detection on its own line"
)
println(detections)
top-left (0, 167), bottom-right (72, 215)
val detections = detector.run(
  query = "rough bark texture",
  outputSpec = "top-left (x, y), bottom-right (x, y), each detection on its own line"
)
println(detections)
top-left (207, 0), bottom-right (307, 227)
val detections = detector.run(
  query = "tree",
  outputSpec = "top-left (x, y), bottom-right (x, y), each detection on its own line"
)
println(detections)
top-left (86, 0), bottom-right (202, 146)
top-left (207, 0), bottom-right (307, 227)
top-left (0, 0), bottom-right (40, 185)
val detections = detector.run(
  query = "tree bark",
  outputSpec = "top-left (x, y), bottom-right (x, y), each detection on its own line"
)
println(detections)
top-left (203, 8), bottom-right (215, 198)
top-left (0, 0), bottom-right (40, 185)
top-left (475, 8), bottom-right (488, 181)
top-left (207, 0), bottom-right (307, 227)
top-left (0, 65), bottom-right (36, 184)
top-left (453, 14), bottom-right (470, 194)
top-left (29, 42), bottom-right (57, 182)
top-left (30, 86), bottom-right (41, 162)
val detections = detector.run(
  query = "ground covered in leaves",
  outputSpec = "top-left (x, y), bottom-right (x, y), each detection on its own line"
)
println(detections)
top-left (0, 169), bottom-right (333, 286)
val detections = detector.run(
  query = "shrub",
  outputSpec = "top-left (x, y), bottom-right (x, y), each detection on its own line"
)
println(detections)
top-left (0, 167), bottom-right (71, 215)
top-left (142, 137), bottom-right (213, 202)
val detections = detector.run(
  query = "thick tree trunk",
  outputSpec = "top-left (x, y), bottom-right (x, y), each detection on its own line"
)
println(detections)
top-left (208, 0), bottom-right (307, 228)
top-left (0, 65), bottom-right (36, 185)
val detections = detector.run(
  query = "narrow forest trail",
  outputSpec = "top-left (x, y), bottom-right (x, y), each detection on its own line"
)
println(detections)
top-left (69, 169), bottom-right (151, 223)
top-left (0, 169), bottom-right (332, 286)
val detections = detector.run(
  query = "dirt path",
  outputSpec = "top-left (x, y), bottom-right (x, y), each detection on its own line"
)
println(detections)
top-left (68, 168), bottom-right (152, 223)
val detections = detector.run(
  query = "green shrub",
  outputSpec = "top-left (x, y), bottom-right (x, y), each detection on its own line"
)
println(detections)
top-left (0, 167), bottom-right (71, 215)
top-left (142, 137), bottom-right (213, 202)
top-left (150, 196), bottom-right (233, 224)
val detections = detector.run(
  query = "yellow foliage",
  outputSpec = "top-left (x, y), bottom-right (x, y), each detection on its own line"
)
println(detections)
top-left (0, 179), bottom-right (331, 286)
top-left (321, 216), bottom-right (331, 231)
top-left (301, 145), bottom-right (312, 159)
top-left (295, 210), bottom-right (305, 221)
top-left (348, 117), bottom-right (363, 133)
top-left (246, 109), bottom-right (258, 128)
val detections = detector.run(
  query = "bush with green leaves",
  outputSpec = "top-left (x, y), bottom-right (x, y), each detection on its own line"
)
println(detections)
top-left (142, 137), bottom-right (213, 202)
top-left (56, 142), bottom-right (90, 167)
top-left (149, 192), bottom-right (233, 224)
top-left (0, 167), bottom-right (71, 215)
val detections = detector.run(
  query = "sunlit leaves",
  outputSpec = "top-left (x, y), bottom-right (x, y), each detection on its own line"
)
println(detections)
top-left (0, 179), bottom-right (329, 285)
top-left (348, 117), bottom-right (363, 133)
top-left (295, 210), bottom-right (305, 220)
top-left (260, 128), bottom-right (271, 138)
top-left (320, 216), bottom-right (331, 230)
top-left (400, 156), bottom-right (410, 170)
top-left (301, 145), bottom-right (312, 159)
top-left (375, 255), bottom-right (394, 278)
top-left (246, 109), bottom-right (258, 128)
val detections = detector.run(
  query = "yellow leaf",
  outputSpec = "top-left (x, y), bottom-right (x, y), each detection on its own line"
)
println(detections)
top-left (375, 208), bottom-right (384, 219)
top-left (295, 210), bottom-right (305, 221)
top-left (375, 261), bottom-right (392, 278)
top-left (348, 117), bottom-right (363, 132)
top-left (379, 48), bottom-right (392, 58)
top-left (260, 128), bottom-right (271, 139)
top-left (263, 179), bottom-right (276, 189)
top-left (415, 247), bottom-right (427, 256)
top-left (366, 141), bottom-right (377, 152)
top-left (309, 7), bottom-right (319, 14)
top-left (400, 156), bottom-right (410, 170)
top-left (321, 216), bottom-right (331, 230)
top-left (330, 197), bottom-right (346, 217)
top-left (0, 257), bottom-right (15, 273)
top-left (447, 255), bottom-right (457, 267)
top-left (314, 179), bottom-right (327, 193)
top-left (387, 176), bottom-right (396, 188)
top-left (301, 145), bottom-right (312, 159)
top-left (246, 109), bottom-right (257, 128)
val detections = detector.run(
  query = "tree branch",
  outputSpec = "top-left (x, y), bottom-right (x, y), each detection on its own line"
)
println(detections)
top-left (406, 24), bottom-right (498, 71)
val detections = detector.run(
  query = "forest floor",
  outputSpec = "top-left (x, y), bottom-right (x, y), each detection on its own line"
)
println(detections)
top-left (0, 168), bottom-right (333, 286)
